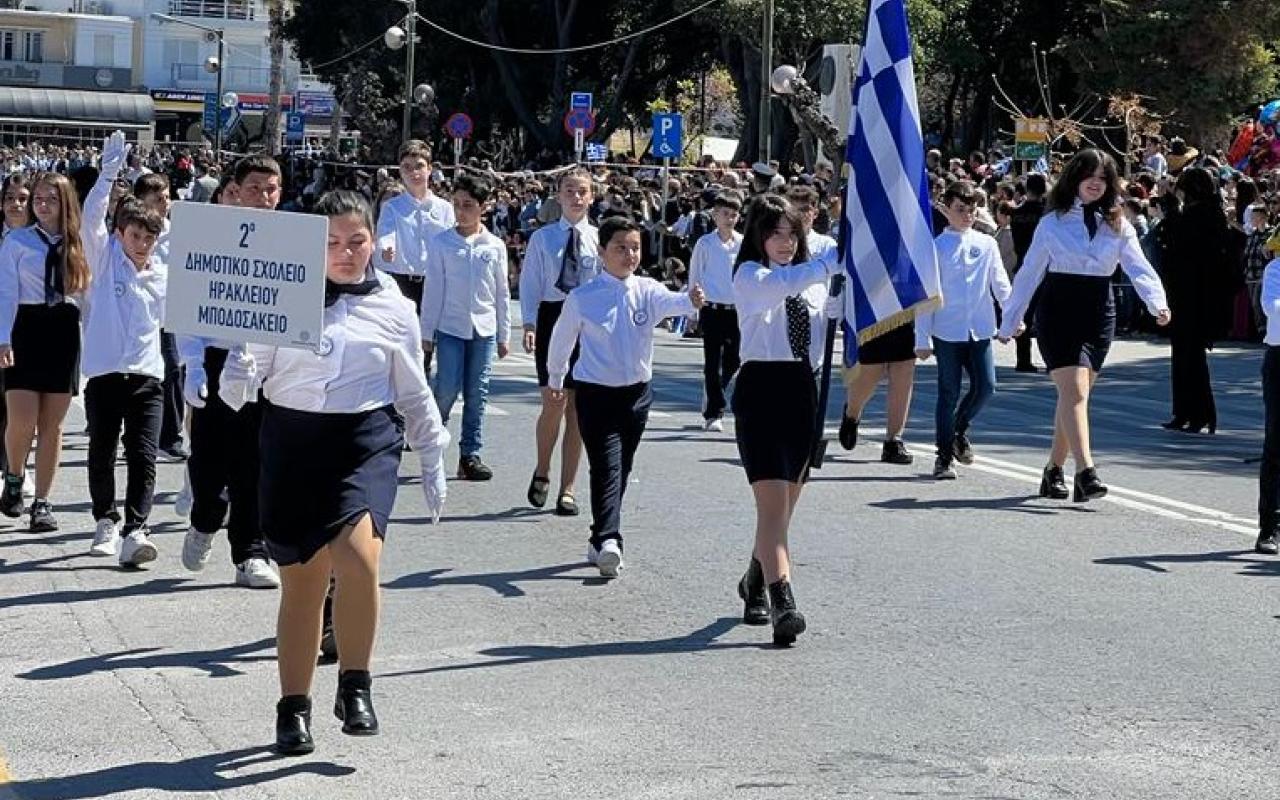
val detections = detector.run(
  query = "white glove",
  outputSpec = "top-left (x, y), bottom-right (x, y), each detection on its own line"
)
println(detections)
top-left (421, 459), bottom-right (447, 524)
top-left (823, 293), bottom-right (844, 321)
top-left (101, 131), bottom-right (130, 177)
top-left (216, 346), bottom-right (257, 411)
top-left (183, 365), bottom-right (208, 409)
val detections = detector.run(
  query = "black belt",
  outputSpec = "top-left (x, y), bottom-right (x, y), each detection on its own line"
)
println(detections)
top-left (704, 302), bottom-right (735, 311)
top-left (397, 274), bottom-right (425, 284)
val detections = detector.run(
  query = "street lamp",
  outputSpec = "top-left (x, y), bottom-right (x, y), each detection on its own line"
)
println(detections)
top-left (385, 0), bottom-right (418, 141)
top-left (152, 12), bottom-right (226, 163)
top-left (758, 0), bottom-right (774, 163)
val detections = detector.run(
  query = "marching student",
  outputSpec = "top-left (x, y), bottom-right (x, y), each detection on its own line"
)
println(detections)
top-left (0, 173), bottom-right (30, 487)
top-left (376, 140), bottom-right (455, 323)
top-left (997, 149), bottom-right (1170, 501)
top-left (546, 215), bottom-right (704, 577)
top-left (421, 172), bottom-right (511, 480)
top-left (687, 190), bottom-right (743, 431)
top-left (1257, 248), bottom-right (1280, 554)
top-left (731, 194), bottom-right (842, 647)
top-left (518, 167), bottom-right (600, 515)
top-left (0, 169), bottom-right (91, 531)
top-left (913, 180), bottom-right (1012, 480)
top-left (80, 133), bottom-right (168, 565)
top-left (217, 189), bottom-right (449, 756)
top-left (177, 154), bottom-right (284, 589)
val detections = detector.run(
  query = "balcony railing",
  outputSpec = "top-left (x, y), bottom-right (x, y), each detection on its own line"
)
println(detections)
top-left (167, 0), bottom-right (258, 21)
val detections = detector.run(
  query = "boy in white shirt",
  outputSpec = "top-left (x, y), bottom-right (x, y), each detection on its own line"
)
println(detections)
top-left (687, 190), bottom-right (743, 430)
top-left (1256, 254), bottom-right (1280, 554)
top-left (82, 132), bottom-right (168, 566)
top-left (915, 181), bottom-right (1013, 479)
top-left (421, 173), bottom-right (510, 481)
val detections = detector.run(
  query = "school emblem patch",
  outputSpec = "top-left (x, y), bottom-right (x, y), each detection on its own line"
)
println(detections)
top-left (632, 309), bottom-right (649, 326)
top-left (317, 336), bottom-right (334, 356)
top-left (969, 246), bottom-right (981, 259)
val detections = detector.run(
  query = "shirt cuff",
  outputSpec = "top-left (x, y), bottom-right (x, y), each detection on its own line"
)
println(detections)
top-left (548, 372), bottom-right (566, 390)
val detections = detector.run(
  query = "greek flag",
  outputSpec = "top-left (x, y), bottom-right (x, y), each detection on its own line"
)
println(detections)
top-left (585, 143), bottom-right (608, 163)
top-left (839, 0), bottom-right (941, 365)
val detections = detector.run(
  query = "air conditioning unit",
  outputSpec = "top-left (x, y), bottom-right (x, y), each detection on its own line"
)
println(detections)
top-left (818, 43), bottom-right (859, 139)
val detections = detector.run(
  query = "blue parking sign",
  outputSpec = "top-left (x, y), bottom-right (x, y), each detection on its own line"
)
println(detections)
top-left (651, 113), bottom-right (683, 159)
top-left (286, 112), bottom-right (306, 143)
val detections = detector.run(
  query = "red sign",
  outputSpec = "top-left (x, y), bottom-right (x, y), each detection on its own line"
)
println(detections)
top-left (445, 112), bottom-right (474, 139)
top-left (563, 108), bottom-right (596, 137)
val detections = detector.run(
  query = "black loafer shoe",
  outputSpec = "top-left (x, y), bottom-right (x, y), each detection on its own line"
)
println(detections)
top-left (275, 695), bottom-right (315, 756)
top-left (334, 670), bottom-right (379, 736)
top-left (838, 411), bottom-right (859, 451)
top-left (458, 455), bottom-right (494, 481)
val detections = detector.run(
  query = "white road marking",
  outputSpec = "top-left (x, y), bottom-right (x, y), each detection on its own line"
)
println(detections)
top-left (485, 405), bottom-right (509, 417)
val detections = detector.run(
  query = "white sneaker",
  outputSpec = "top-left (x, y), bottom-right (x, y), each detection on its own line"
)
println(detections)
top-left (235, 558), bottom-right (281, 589)
top-left (596, 539), bottom-right (623, 578)
top-left (89, 518), bottom-right (121, 557)
top-left (21, 470), bottom-right (33, 499)
top-left (703, 417), bottom-right (724, 433)
top-left (174, 472), bottom-right (193, 519)
top-left (181, 527), bottom-right (215, 572)
top-left (119, 530), bottom-right (158, 567)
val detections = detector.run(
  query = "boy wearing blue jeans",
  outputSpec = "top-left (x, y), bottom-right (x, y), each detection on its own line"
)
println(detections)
top-left (915, 181), bottom-right (1012, 479)
top-left (421, 173), bottom-right (510, 480)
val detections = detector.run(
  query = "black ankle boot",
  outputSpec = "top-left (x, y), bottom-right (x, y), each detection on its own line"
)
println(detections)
top-left (1039, 464), bottom-right (1069, 499)
top-left (1073, 467), bottom-right (1108, 503)
top-left (736, 557), bottom-right (769, 626)
top-left (275, 695), bottom-right (314, 756)
top-left (766, 579), bottom-right (807, 647)
top-left (334, 670), bottom-right (379, 735)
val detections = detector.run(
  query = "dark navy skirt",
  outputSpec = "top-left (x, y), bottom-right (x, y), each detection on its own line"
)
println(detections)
top-left (259, 401), bottom-right (404, 566)
top-left (1035, 272), bottom-right (1116, 372)
top-left (535, 300), bottom-right (579, 388)
top-left (732, 361), bottom-right (817, 483)
top-left (5, 302), bottom-right (81, 395)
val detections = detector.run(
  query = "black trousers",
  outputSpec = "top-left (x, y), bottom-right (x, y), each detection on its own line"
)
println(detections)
top-left (699, 306), bottom-right (740, 420)
top-left (391, 273), bottom-right (432, 373)
top-left (188, 348), bottom-right (268, 564)
top-left (575, 381), bottom-right (651, 550)
top-left (85, 373), bottom-right (162, 534)
top-left (1169, 326), bottom-right (1216, 424)
top-left (158, 331), bottom-right (185, 451)
top-left (1260, 347), bottom-right (1280, 531)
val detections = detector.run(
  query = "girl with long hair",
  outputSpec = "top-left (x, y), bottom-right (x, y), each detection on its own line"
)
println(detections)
top-left (997, 149), bottom-right (1171, 501)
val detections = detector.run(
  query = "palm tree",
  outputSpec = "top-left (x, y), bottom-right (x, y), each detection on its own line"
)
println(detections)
top-left (263, 0), bottom-right (287, 155)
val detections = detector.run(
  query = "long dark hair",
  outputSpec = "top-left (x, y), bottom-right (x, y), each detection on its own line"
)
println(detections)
top-left (1176, 167), bottom-right (1220, 209)
top-left (1047, 148), bottom-right (1123, 230)
top-left (1, 172), bottom-right (32, 228)
top-left (733, 193), bottom-right (809, 272)
top-left (1235, 176), bottom-right (1258, 225)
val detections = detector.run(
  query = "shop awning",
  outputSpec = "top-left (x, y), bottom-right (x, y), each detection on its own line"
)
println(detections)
top-left (0, 87), bottom-right (154, 129)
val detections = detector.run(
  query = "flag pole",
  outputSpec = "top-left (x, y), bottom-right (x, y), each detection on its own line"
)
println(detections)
top-left (809, 272), bottom-right (844, 469)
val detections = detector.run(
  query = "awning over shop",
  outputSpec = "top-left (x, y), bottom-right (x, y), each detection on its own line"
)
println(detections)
top-left (0, 87), bottom-right (154, 129)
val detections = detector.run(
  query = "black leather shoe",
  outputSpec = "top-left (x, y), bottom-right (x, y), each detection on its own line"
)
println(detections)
top-left (457, 455), bottom-right (494, 481)
top-left (838, 411), bottom-right (859, 451)
top-left (880, 439), bottom-right (913, 465)
top-left (953, 433), bottom-right (974, 465)
top-left (1256, 529), bottom-right (1279, 555)
top-left (1160, 417), bottom-right (1187, 431)
top-left (1039, 465), bottom-right (1070, 499)
top-left (736, 557), bottom-right (769, 626)
top-left (767, 579), bottom-right (807, 647)
top-left (275, 695), bottom-right (315, 756)
top-left (1073, 467), bottom-right (1108, 503)
top-left (0, 473), bottom-right (22, 518)
top-left (334, 670), bottom-right (379, 735)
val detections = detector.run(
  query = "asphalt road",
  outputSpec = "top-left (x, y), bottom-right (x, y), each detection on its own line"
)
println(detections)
top-left (1, 323), bottom-right (1277, 799)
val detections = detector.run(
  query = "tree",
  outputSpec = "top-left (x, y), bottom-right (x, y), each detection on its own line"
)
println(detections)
top-left (263, 0), bottom-right (288, 156)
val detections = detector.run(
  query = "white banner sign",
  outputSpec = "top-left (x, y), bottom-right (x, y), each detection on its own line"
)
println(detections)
top-left (165, 202), bottom-right (327, 350)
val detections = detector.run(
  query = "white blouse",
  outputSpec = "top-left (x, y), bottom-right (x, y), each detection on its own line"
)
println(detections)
top-left (0, 225), bottom-right (74, 346)
top-left (997, 202), bottom-right (1168, 339)
top-left (547, 271), bottom-right (694, 389)
top-left (733, 256), bottom-right (840, 365)
top-left (219, 272), bottom-right (450, 464)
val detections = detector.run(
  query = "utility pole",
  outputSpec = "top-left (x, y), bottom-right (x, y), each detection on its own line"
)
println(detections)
top-left (402, 0), bottom-right (417, 141)
top-left (757, 0), bottom-right (774, 163)
top-left (264, 0), bottom-right (286, 155)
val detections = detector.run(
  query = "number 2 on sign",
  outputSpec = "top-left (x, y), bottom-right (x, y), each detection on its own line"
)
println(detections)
top-left (239, 222), bottom-right (256, 248)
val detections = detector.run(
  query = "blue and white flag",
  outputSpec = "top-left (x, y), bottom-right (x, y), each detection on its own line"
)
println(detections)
top-left (838, 0), bottom-right (941, 366)
top-left (585, 143), bottom-right (608, 163)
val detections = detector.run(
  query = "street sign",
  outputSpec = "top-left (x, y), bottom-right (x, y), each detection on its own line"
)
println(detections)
top-left (652, 112), bottom-right (683, 158)
top-left (286, 111), bottom-right (305, 143)
top-left (203, 92), bottom-right (239, 136)
top-left (444, 112), bottom-right (474, 139)
top-left (563, 108), bottom-right (596, 137)
top-left (571, 92), bottom-right (593, 111)
top-left (573, 128), bottom-right (584, 157)
top-left (1015, 117), bottom-right (1050, 143)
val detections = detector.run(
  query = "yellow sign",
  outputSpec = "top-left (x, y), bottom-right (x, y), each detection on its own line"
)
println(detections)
top-left (1015, 117), bottom-right (1050, 143)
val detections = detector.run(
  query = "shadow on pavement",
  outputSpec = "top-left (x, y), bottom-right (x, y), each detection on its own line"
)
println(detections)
top-left (0, 577), bottom-right (227, 611)
top-left (384, 562), bottom-right (603, 598)
top-left (6, 746), bottom-right (354, 799)
top-left (868, 494), bottom-right (1089, 515)
top-left (1093, 548), bottom-right (1279, 576)
top-left (380, 616), bottom-right (766, 679)
top-left (18, 637), bottom-right (275, 681)
top-left (393, 505), bottom-right (546, 526)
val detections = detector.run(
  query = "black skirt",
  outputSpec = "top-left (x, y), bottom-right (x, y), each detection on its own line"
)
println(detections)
top-left (1035, 272), bottom-right (1116, 372)
top-left (732, 361), bottom-right (817, 483)
top-left (258, 402), bottom-right (404, 567)
top-left (4, 303), bottom-right (81, 395)
top-left (856, 322), bottom-right (916, 365)
top-left (534, 300), bottom-right (579, 388)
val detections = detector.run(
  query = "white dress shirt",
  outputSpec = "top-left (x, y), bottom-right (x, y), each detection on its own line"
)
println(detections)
top-left (80, 165), bottom-right (166, 380)
top-left (916, 228), bottom-right (1011, 347)
top-left (688, 230), bottom-right (741, 305)
top-left (997, 202), bottom-right (1168, 339)
top-left (807, 230), bottom-right (837, 262)
top-left (220, 271), bottom-right (450, 465)
top-left (734, 256), bottom-right (840, 365)
top-left (517, 217), bottom-right (601, 328)
top-left (376, 191), bottom-right (456, 277)
top-left (0, 224), bottom-right (76, 346)
top-left (546, 270), bottom-right (695, 390)
top-left (1261, 258), bottom-right (1280, 346)
top-left (420, 227), bottom-right (511, 344)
